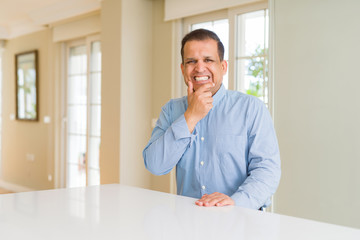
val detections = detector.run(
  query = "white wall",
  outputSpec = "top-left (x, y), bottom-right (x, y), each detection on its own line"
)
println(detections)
top-left (274, 0), bottom-right (360, 229)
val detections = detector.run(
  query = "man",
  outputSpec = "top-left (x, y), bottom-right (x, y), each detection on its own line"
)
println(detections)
top-left (143, 29), bottom-right (280, 210)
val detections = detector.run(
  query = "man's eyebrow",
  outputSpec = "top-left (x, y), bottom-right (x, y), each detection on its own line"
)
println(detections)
top-left (184, 57), bottom-right (196, 61)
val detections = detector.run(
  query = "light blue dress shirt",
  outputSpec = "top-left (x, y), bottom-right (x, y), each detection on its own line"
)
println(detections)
top-left (143, 85), bottom-right (281, 209)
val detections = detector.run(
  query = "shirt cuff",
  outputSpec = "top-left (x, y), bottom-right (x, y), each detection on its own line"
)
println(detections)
top-left (231, 191), bottom-right (271, 210)
top-left (171, 114), bottom-right (197, 147)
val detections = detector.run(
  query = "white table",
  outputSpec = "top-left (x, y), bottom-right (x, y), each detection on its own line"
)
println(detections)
top-left (0, 184), bottom-right (359, 239)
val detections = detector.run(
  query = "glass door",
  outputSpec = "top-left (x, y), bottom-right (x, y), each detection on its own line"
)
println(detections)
top-left (66, 36), bottom-right (101, 188)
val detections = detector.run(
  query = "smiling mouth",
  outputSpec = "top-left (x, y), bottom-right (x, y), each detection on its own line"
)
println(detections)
top-left (194, 76), bottom-right (210, 82)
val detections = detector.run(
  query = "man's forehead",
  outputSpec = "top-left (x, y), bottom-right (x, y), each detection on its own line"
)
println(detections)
top-left (183, 39), bottom-right (218, 56)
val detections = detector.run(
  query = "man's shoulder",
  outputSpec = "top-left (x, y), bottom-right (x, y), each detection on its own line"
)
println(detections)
top-left (166, 96), bottom-right (187, 106)
top-left (161, 96), bottom-right (187, 112)
top-left (225, 90), bottom-right (264, 107)
top-left (170, 96), bottom-right (187, 104)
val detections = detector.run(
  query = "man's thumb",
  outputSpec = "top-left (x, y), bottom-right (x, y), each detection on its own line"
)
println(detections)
top-left (187, 81), bottom-right (194, 95)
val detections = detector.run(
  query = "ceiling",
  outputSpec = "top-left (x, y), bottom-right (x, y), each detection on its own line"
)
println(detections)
top-left (0, 0), bottom-right (101, 39)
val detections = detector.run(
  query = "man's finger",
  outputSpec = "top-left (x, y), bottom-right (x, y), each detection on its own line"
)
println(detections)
top-left (203, 194), bottom-right (225, 207)
top-left (216, 198), bottom-right (235, 206)
top-left (195, 200), bottom-right (204, 206)
top-left (195, 192), bottom-right (234, 207)
top-left (195, 194), bottom-right (209, 206)
top-left (200, 194), bottom-right (208, 199)
top-left (187, 80), bottom-right (194, 95)
top-left (197, 194), bottom-right (218, 207)
top-left (196, 82), bottom-right (215, 93)
top-left (208, 196), bottom-right (226, 206)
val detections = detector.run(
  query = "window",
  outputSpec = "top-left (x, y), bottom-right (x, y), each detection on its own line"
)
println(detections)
top-left (235, 9), bottom-right (269, 106)
top-left (65, 35), bottom-right (101, 188)
top-left (184, 11), bottom-right (229, 89)
top-left (232, 5), bottom-right (272, 212)
top-left (189, 19), bottom-right (229, 89)
top-left (177, 4), bottom-right (273, 209)
top-left (182, 3), bottom-right (270, 108)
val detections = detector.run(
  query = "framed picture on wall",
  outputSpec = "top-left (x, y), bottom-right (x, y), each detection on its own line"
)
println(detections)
top-left (15, 50), bottom-right (39, 121)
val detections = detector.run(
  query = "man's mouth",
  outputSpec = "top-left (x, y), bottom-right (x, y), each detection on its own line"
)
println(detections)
top-left (194, 76), bottom-right (210, 82)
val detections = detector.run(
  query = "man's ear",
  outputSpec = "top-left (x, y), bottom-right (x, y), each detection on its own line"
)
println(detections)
top-left (221, 60), bottom-right (228, 74)
top-left (181, 63), bottom-right (189, 86)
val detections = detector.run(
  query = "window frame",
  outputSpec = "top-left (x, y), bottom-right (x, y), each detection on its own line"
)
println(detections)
top-left (181, 2), bottom-right (272, 114)
top-left (182, 10), bottom-right (228, 96)
top-left (228, 2), bottom-right (271, 112)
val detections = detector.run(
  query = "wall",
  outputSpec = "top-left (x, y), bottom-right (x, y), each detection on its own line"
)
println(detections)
top-left (118, 0), bottom-right (153, 188)
top-left (0, 0), bottom-right (160, 192)
top-left (101, 0), bottom-right (178, 193)
top-left (100, 0), bottom-right (153, 189)
top-left (273, 0), bottom-right (360, 229)
top-left (149, 0), bottom-right (174, 193)
top-left (99, 0), bottom-right (121, 184)
top-left (1, 29), bottom-right (55, 190)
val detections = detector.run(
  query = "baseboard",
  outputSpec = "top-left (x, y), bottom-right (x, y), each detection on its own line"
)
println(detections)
top-left (0, 179), bottom-right (35, 192)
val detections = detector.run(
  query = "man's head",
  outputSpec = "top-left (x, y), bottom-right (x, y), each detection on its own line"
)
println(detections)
top-left (181, 29), bottom-right (227, 96)
top-left (181, 29), bottom-right (225, 64)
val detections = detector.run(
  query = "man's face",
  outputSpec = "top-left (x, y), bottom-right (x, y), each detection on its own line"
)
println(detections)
top-left (181, 39), bottom-right (227, 96)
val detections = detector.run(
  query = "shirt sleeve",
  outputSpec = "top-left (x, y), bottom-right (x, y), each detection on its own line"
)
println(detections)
top-left (143, 101), bottom-right (197, 175)
top-left (231, 100), bottom-right (281, 209)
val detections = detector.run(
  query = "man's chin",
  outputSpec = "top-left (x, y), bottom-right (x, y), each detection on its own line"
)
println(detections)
top-left (192, 80), bottom-right (212, 89)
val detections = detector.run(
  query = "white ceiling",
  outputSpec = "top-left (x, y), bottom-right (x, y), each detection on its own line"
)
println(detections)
top-left (0, 0), bottom-right (101, 39)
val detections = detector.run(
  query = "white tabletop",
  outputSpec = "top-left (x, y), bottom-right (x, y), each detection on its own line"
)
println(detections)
top-left (0, 184), bottom-right (359, 239)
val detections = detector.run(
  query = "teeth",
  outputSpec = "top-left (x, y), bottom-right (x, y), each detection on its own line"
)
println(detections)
top-left (195, 76), bottom-right (209, 81)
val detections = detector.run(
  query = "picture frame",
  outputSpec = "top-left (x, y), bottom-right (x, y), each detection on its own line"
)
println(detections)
top-left (15, 50), bottom-right (39, 121)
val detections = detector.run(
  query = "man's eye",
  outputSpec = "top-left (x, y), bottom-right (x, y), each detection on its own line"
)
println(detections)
top-left (205, 59), bottom-right (213, 62)
top-left (186, 60), bottom-right (195, 64)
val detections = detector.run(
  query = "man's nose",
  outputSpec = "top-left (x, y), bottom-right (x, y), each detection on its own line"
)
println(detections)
top-left (194, 60), bottom-right (206, 72)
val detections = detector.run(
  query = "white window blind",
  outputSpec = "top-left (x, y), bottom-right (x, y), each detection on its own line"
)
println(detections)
top-left (164, 0), bottom-right (263, 21)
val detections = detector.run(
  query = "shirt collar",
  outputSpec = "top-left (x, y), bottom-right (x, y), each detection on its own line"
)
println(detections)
top-left (212, 84), bottom-right (226, 107)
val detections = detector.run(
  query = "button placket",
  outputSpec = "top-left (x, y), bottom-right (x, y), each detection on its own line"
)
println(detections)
top-left (200, 137), bottom-right (205, 166)
top-left (198, 125), bottom-right (206, 194)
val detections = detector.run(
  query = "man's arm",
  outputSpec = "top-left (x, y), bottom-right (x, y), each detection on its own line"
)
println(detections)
top-left (143, 82), bottom-right (215, 175)
top-left (195, 100), bottom-right (280, 209)
top-left (143, 105), bottom-right (193, 175)
top-left (231, 101), bottom-right (281, 209)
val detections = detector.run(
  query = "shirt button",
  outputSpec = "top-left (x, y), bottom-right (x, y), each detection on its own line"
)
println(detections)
top-left (202, 185), bottom-right (206, 190)
top-left (201, 137), bottom-right (204, 141)
top-left (200, 161), bottom-right (204, 166)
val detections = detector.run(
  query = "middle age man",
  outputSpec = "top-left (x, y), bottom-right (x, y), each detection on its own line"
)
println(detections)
top-left (143, 29), bottom-right (281, 210)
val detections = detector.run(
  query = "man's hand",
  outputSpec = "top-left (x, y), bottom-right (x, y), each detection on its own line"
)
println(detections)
top-left (195, 192), bottom-right (235, 207)
top-left (184, 81), bottom-right (214, 133)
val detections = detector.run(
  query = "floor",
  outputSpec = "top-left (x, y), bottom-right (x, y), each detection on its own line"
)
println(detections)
top-left (0, 188), bottom-right (13, 194)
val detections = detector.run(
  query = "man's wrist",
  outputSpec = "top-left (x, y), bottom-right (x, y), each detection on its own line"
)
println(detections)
top-left (184, 111), bottom-right (198, 133)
